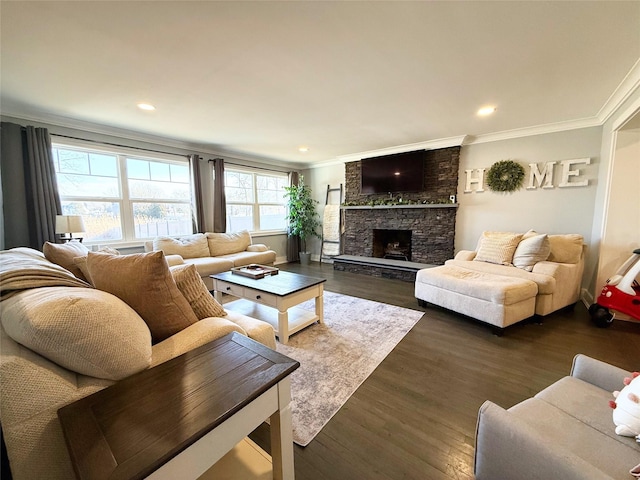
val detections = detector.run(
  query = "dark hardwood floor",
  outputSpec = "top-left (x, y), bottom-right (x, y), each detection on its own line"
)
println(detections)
top-left (250, 261), bottom-right (640, 479)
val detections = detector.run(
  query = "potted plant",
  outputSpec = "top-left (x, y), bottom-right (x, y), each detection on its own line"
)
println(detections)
top-left (283, 175), bottom-right (321, 264)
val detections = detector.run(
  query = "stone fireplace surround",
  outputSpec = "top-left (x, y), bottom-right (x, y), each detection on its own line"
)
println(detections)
top-left (336, 146), bottom-right (460, 277)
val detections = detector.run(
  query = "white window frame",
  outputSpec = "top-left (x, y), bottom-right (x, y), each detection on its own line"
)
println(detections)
top-left (52, 138), bottom-right (194, 246)
top-left (223, 167), bottom-right (289, 235)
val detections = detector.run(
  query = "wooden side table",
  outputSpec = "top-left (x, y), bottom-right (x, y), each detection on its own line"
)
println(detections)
top-left (58, 332), bottom-right (300, 480)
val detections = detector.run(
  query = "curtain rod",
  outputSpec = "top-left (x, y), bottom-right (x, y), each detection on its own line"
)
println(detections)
top-left (208, 158), bottom-right (291, 173)
top-left (51, 134), bottom-right (191, 159)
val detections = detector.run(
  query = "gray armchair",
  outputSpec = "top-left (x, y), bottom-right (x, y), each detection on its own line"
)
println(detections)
top-left (475, 354), bottom-right (638, 480)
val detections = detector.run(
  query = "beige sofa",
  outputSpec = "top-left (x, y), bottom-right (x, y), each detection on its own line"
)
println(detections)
top-left (475, 354), bottom-right (638, 479)
top-left (0, 247), bottom-right (276, 480)
top-left (145, 231), bottom-right (277, 290)
top-left (415, 231), bottom-right (585, 333)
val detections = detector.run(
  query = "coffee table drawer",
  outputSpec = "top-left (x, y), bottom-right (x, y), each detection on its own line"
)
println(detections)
top-left (243, 287), bottom-right (277, 308)
top-left (216, 280), bottom-right (244, 297)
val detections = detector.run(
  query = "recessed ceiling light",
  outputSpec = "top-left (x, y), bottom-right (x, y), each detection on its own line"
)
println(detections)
top-left (477, 106), bottom-right (496, 116)
top-left (137, 103), bottom-right (156, 111)
top-left (298, 146), bottom-right (309, 153)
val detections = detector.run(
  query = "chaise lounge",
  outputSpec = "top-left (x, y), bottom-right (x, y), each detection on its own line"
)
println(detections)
top-left (415, 231), bottom-right (585, 333)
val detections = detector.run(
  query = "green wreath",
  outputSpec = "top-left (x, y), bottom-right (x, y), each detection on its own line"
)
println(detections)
top-left (486, 160), bottom-right (525, 192)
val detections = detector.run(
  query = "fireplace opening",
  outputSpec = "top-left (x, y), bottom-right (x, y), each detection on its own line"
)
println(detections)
top-left (372, 229), bottom-right (412, 261)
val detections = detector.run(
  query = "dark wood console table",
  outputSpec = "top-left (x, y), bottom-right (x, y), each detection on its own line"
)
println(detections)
top-left (58, 332), bottom-right (300, 480)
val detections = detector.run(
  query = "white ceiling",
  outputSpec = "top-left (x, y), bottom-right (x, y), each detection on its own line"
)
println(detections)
top-left (1, 1), bottom-right (639, 165)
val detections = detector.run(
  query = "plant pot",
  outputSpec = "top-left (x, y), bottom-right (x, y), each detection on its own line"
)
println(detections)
top-left (299, 252), bottom-right (311, 265)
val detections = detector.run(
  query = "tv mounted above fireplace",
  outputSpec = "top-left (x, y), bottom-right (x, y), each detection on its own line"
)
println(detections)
top-left (361, 149), bottom-right (425, 194)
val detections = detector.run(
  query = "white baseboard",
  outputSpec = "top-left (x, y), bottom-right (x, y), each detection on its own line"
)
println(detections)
top-left (274, 256), bottom-right (288, 265)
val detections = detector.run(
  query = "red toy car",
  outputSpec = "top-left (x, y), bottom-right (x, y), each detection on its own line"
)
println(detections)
top-left (589, 248), bottom-right (640, 327)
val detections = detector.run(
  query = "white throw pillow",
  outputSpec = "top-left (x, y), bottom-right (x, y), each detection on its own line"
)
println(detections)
top-left (153, 233), bottom-right (210, 259)
top-left (1, 287), bottom-right (152, 380)
top-left (474, 231), bottom-right (523, 266)
top-left (513, 234), bottom-right (551, 271)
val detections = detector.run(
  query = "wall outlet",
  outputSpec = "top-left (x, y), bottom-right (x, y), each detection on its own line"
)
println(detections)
top-left (449, 195), bottom-right (457, 204)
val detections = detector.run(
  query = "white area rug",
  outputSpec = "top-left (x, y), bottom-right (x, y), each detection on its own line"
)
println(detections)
top-left (276, 291), bottom-right (424, 446)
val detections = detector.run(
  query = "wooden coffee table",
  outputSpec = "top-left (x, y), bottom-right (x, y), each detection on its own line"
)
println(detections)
top-left (211, 271), bottom-right (326, 344)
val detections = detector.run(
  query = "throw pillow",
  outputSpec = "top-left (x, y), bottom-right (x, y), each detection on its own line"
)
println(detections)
top-left (206, 231), bottom-right (252, 256)
top-left (43, 241), bottom-right (90, 281)
top-left (72, 246), bottom-right (121, 286)
top-left (547, 234), bottom-right (584, 264)
top-left (0, 286), bottom-right (152, 380)
top-left (474, 231), bottom-right (523, 266)
top-left (512, 234), bottom-right (551, 271)
top-left (153, 233), bottom-right (210, 259)
top-left (86, 251), bottom-right (198, 343)
top-left (171, 264), bottom-right (227, 319)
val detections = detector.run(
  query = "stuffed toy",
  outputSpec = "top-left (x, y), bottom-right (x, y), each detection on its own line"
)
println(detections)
top-left (609, 372), bottom-right (640, 438)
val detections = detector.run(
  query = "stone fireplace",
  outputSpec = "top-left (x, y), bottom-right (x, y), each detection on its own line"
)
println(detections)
top-left (334, 146), bottom-right (460, 280)
top-left (342, 205), bottom-right (456, 265)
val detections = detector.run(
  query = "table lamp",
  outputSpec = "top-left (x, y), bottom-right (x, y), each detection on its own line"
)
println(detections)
top-left (55, 215), bottom-right (86, 242)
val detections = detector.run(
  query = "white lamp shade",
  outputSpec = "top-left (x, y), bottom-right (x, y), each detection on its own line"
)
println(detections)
top-left (55, 215), bottom-right (86, 234)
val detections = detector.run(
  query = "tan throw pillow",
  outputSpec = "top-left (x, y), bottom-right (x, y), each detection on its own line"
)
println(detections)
top-left (43, 241), bottom-right (90, 281)
top-left (1, 287), bottom-right (151, 380)
top-left (72, 246), bottom-right (120, 286)
top-left (513, 234), bottom-right (551, 271)
top-left (153, 233), bottom-right (210, 259)
top-left (171, 264), bottom-right (227, 319)
top-left (87, 251), bottom-right (198, 343)
top-left (474, 232), bottom-right (523, 266)
top-left (206, 231), bottom-right (252, 256)
top-left (547, 234), bottom-right (584, 264)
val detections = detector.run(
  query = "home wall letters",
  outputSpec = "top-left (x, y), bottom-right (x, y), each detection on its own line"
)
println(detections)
top-left (464, 158), bottom-right (591, 193)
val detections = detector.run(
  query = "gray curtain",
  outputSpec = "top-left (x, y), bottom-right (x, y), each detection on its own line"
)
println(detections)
top-left (213, 158), bottom-right (227, 233)
top-left (286, 171), bottom-right (300, 262)
top-left (1, 122), bottom-right (61, 249)
top-left (189, 154), bottom-right (205, 233)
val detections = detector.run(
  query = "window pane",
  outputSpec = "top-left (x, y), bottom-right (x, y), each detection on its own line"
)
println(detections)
top-left (257, 174), bottom-right (287, 203)
top-left (127, 159), bottom-right (150, 180)
top-left (225, 171), bottom-right (254, 203)
top-left (57, 173), bottom-right (120, 198)
top-left (89, 153), bottom-right (118, 177)
top-left (227, 205), bottom-right (253, 233)
top-left (61, 201), bottom-right (122, 242)
top-left (55, 149), bottom-right (90, 174)
top-left (128, 179), bottom-right (191, 200)
top-left (259, 205), bottom-right (286, 230)
top-left (150, 162), bottom-right (171, 182)
top-left (170, 164), bottom-right (189, 183)
top-left (133, 202), bottom-right (192, 238)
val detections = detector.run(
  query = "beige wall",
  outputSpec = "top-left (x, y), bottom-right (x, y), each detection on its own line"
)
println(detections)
top-left (457, 128), bottom-right (602, 250)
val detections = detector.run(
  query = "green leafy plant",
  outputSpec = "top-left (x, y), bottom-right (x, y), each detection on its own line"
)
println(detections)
top-left (486, 159), bottom-right (525, 192)
top-left (283, 176), bottom-right (321, 253)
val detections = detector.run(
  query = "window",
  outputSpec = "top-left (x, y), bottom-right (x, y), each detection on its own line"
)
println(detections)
top-left (223, 168), bottom-right (288, 233)
top-left (52, 141), bottom-right (193, 244)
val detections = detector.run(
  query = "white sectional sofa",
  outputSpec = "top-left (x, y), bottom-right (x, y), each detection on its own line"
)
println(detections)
top-left (415, 231), bottom-right (585, 334)
top-left (0, 246), bottom-right (276, 480)
top-left (145, 230), bottom-right (277, 290)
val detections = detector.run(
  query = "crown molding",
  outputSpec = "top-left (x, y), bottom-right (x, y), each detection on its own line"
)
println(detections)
top-left (331, 135), bottom-right (468, 165)
top-left (0, 109), bottom-right (300, 170)
top-left (597, 57), bottom-right (640, 125)
top-left (462, 116), bottom-right (602, 145)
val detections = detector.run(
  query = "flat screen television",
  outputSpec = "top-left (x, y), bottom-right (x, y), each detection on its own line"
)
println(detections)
top-left (361, 150), bottom-right (425, 194)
